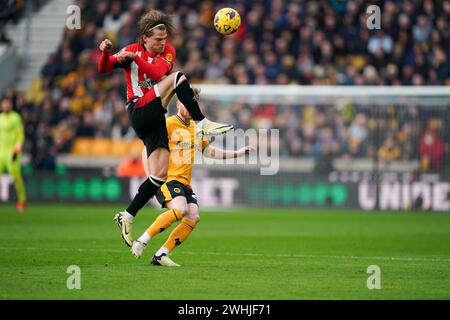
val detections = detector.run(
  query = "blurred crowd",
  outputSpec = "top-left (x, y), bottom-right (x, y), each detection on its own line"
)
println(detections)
top-left (0, 0), bottom-right (23, 26)
top-left (0, 0), bottom-right (23, 44)
top-left (203, 99), bottom-right (449, 172)
top-left (0, 0), bottom-right (48, 30)
top-left (0, 0), bottom-right (449, 171)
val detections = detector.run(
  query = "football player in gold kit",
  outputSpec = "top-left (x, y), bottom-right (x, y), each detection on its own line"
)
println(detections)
top-left (131, 95), bottom-right (254, 266)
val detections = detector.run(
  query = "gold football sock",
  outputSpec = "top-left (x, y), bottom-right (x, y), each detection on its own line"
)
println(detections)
top-left (162, 218), bottom-right (197, 253)
top-left (146, 209), bottom-right (182, 238)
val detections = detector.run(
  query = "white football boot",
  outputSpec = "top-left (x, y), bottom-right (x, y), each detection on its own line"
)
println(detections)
top-left (131, 240), bottom-right (146, 258)
top-left (113, 212), bottom-right (133, 247)
top-left (151, 253), bottom-right (180, 267)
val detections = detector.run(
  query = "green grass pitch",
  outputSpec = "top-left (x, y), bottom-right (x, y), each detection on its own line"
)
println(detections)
top-left (0, 204), bottom-right (449, 299)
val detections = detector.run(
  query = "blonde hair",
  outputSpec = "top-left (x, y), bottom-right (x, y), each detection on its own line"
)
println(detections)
top-left (138, 10), bottom-right (174, 38)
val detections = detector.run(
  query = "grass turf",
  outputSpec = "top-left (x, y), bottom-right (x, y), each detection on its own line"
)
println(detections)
top-left (0, 204), bottom-right (449, 299)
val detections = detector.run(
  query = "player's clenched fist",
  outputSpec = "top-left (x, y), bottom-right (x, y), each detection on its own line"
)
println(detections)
top-left (99, 39), bottom-right (113, 52)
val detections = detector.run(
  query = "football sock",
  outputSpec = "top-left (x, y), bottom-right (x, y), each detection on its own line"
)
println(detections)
top-left (174, 72), bottom-right (205, 121)
top-left (137, 230), bottom-right (151, 245)
top-left (123, 211), bottom-right (134, 222)
top-left (196, 118), bottom-right (209, 130)
top-left (126, 176), bottom-right (164, 216)
top-left (155, 247), bottom-right (169, 257)
top-left (146, 208), bottom-right (183, 238)
top-left (162, 217), bottom-right (197, 253)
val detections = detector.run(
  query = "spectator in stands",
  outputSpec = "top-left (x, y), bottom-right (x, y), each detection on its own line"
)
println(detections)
top-left (368, 30), bottom-right (394, 56)
top-left (413, 15), bottom-right (432, 44)
top-left (419, 123), bottom-right (445, 172)
top-left (0, 28), bottom-right (12, 44)
top-left (76, 111), bottom-right (95, 137)
top-left (0, 0), bottom-right (23, 25)
top-left (117, 152), bottom-right (146, 178)
top-left (312, 127), bottom-right (338, 173)
top-left (378, 135), bottom-right (401, 168)
top-left (348, 113), bottom-right (368, 157)
top-left (103, 1), bottom-right (127, 34)
top-left (431, 47), bottom-right (450, 83)
top-left (111, 112), bottom-right (134, 140)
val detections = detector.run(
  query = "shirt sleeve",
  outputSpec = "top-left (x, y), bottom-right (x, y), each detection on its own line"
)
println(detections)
top-left (98, 51), bottom-right (117, 73)
top-left (160, 45), bottom-right (176, 70)
top-left (98, 46), bottom-right (133, 73)
top-left (112, 46), bottom-right (134, 69)
top-left (133, 44), bottom-right (176, 80)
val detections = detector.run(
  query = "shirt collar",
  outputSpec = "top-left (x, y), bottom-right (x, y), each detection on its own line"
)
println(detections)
top-left (176, 114), bottom-right (190, 127)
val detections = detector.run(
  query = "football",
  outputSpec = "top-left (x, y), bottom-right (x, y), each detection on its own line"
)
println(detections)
top-left (214, 8), bottom-right (241, 36)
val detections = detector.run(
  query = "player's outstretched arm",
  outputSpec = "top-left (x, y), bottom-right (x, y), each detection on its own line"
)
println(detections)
top-left (203, 145), bottom-right (255, 159)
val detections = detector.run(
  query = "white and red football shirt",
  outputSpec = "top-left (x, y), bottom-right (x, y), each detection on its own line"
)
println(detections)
top-left (98, 42), bottom-right (176, 103)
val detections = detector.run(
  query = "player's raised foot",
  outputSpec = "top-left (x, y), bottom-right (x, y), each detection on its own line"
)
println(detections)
top-left (199, 120), bottom-right (233, 137)
top-left (189, 87), bottom-right (233, 137)
top-left (113, 212), bottom-right (133, 247)
top-left (131, 240), bottom-right (146, 258)
top-left (151, 253), bottom-right (180, 267)
top-left (16, 201), bottom-right (26, 212)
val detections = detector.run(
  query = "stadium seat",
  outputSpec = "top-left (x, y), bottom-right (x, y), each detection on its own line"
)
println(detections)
top-left (71, 138), bottom-right (144, 157)
top-left (130, 139), bottom-right (144, 154)
top-left (71, 138), bottom-right (93, 156)
top-left (91, 138), bottom-right (112, 156)
top-left (110, 140), bottom-right (130, 156)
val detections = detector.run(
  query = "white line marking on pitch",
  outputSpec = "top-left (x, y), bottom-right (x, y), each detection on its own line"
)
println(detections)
top-left (0, 246), bottom-right (449, 263)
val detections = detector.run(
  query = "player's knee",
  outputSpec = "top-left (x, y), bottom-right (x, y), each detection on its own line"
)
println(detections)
top-left (176, 205), bottom-right (189, 217)
top-left (173, 71), bottom-right (187, 89)
top-left (186, 211), bottom-right (200, 223)
top-left (192, 215), bottom-right (200, 224)
top-left (149, 175), bottom-right (166, 189)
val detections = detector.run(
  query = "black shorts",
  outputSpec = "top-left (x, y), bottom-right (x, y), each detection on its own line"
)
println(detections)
top-left (156, 180), bottom-right (198, 208)
top-left (127, 94), bottom-right (169, 156)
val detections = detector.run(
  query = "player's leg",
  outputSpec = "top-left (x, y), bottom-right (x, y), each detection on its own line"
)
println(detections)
top-left (116, 148), bottom-right (168, 247)
top-left (160, 86), bottom-right (200, 110)
top-left (0, 156), bottom-right (8, 203)
top-left (156, 202), bottom-right (199, 256)
top-left (151, 186), bottom-right (199, 266)
top-left (151, 203), bottom-right (199, 267)
top-left (7, 154), bottom-right (26, 212)
top-left (141, 147), bottom-right (150, 177)
top-left (131, 190), bottom-right (187, 259)
top-left (156, 72), bottom-right (202, 118)
top-left (114, 89), bottom-right (169, 247)
top-left (160, 86), bottom-right (176, 109)
top-left (156, 72), bottom-right (233, 136)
